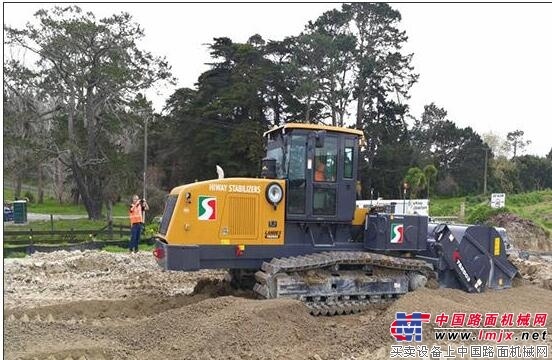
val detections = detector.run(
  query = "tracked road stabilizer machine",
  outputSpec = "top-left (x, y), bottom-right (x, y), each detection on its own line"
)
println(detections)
top-left (153, 124), bottom-right (518, 315)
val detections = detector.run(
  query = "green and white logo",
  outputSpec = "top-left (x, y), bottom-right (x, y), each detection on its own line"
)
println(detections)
top-left (390, 223), bottom-right (404, 244)
top-left (198, 196), bottom-right (217, 221)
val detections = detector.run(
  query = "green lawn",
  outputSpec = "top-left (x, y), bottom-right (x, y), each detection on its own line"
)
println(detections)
top-left (3, 187), bottom-right (128, 216)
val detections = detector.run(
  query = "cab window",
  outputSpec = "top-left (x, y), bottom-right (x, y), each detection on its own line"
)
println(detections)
top-left (314, 136), bottom-right (337, 182)
top-left (344, 139), bottom-right (355, 179)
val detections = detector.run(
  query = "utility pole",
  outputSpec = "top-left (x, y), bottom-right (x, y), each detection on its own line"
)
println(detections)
top-left (483, 148), bottom-right (488, 195)
top-left (143, 113), bottom-right (148, 222)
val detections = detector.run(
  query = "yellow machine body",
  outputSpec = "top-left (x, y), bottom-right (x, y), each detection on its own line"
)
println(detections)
top-left (161, 178), bottom-right (286, 246)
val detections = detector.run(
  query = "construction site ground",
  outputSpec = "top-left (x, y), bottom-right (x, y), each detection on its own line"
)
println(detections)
top-left (4, 213), bottom-right (552, 360)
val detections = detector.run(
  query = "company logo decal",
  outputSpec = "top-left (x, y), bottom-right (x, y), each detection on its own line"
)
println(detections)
top-left (198, 196), bottom-right (216, 220)
top-left (391, 223), bottom-right (404, 244)
top-left (390, 312), bottom-right (431, 342)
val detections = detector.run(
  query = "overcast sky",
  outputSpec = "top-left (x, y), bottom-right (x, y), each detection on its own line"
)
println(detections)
top-left (4, 3), bottom-right (551, 156)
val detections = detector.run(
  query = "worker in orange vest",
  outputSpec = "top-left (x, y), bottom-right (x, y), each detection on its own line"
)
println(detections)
top-left (315, 161), bottom-right (326, 182)
top-left (129, 194), bottom-right (149, 253)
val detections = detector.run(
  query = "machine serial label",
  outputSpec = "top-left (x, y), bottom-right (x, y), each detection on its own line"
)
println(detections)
top-left (208, 184), bottom-right (261, 193)
top-left (494, 237), bottom-right (501, 256)
top-left (264, 230), bottom-right (281, 239)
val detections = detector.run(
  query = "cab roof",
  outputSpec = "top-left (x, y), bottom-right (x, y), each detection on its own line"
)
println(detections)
top-left (263, 123), bottom-right (364, 138)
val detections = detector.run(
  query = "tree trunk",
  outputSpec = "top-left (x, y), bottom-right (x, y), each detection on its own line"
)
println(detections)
top-left (356, 86), bottom-right (365, 130)
top-left (71, 155), bottom-right (102, 220)
top-left (14, 175), bottom-right (22, 199)
top-left (338, 110), bottom-right (344, 128)
top-left (73, 186), bottom-right (80, 205)
top-left (75, 93), bottom-right (103, 220)
top-left (273, 95), bottom-right (281, 126)
top-left (105, 199), bottom-right (113, 222)
top-left (37, 165), bottom-right (44, 204)
top-left (68, 92), bottom-right (75, 140)
top-left (305, 94), bottom-right (312, 123)
top-left (55, 159), bottom-right (65, 204)
top-left (427, 178), bottom-right (431, 199)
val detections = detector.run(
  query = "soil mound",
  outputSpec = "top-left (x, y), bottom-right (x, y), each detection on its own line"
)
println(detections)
top-left (510, 253), bottom-right (552, 290)
top-left (490, 212), bottom-right (551, 251)
top-left (4, 250), bottom-right (226, 309)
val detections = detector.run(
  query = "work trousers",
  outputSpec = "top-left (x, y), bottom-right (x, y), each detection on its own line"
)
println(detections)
top-left (129, 223), bottom-right (142, 252)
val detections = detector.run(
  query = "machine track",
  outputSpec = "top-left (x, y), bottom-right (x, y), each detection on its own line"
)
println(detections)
top-left (254, 251), bottom-right (433, 316)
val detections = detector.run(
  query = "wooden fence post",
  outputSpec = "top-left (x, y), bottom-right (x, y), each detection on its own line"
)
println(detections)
top-left (28, 228), bottom-right (34, 255)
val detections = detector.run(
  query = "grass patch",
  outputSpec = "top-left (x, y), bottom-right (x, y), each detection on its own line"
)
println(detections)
top-left (5, 251), bottom-right (27, 258)
top-left (505, 189), bottom-right (552, 235)
top-left (103, 243), bottom-right (154, 253)
top-left (3, 187), bottom-right (128, 216)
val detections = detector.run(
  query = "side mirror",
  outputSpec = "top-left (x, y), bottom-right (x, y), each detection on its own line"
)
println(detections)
top-left (315, 130), bottom-right (326, 148)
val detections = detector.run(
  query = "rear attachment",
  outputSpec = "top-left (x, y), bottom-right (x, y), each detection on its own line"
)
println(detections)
top-left (254, 251), bottom-right (433, 316)
top-left (427, 224), bottom-right (518, 292)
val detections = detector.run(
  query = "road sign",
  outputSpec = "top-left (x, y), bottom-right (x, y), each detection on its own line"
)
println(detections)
top-left (491, 193), bottom-right (506, 208)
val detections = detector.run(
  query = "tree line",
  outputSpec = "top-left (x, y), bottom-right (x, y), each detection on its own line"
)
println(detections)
top-left (4, 4), bottom-right (551, 219)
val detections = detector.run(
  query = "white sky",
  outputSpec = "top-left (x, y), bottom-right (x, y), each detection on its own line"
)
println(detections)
top-left (4, 3), bottom-right (552, 156)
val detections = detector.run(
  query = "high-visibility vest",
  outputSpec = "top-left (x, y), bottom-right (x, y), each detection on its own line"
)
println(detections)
top-left (129, 202), bottom-right (143, 224)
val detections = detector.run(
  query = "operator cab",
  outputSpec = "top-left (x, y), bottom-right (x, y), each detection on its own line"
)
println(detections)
top-left (263, 124), bottom-right (363, 224)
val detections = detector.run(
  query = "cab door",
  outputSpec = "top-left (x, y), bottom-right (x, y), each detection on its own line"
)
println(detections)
top-left (311, 134), bottom-right (339, 220)
top-left (337, 136), bottom-right (358, 222)
top-left (285, 134), bottom-right (308, 219)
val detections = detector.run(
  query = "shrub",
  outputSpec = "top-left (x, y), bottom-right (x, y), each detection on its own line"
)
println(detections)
top-left (465, 194), bottom-right (486, 205)
top-left (144, 223), bottom-right (159, 238)
top-left (467, 204), bottom-right (511, 224)
top-left (144, 185), bottom-right (167, 222)
top-left (507, 192), bottom-right (543, 207)
top-left (23, 191), bottom-right (35, 203)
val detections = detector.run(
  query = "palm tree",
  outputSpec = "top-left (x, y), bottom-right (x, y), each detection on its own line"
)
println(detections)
top-left (423, 165), bottom-right (438, 199)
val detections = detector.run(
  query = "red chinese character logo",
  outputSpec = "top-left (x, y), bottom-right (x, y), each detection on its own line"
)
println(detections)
top-left (533, 313), bottom-right (548, 327)
top-left (484, 313), bottom-right (499, 327)
top-left (467, 313), bottom-right (482, 327)
top-left (516, 313), bottom-right (531, 327)
top-left (500, 313), bottom-right (514, 327)
top-left (435, 313), bottom-right (450, 327)
top-left (451, 313), bottom-right (466, 327)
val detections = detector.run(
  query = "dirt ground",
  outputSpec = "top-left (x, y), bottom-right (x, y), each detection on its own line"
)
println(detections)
top-left (3, 248), bottom-right (552, 360)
